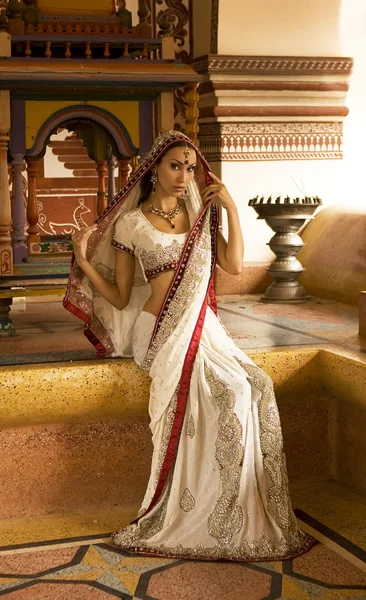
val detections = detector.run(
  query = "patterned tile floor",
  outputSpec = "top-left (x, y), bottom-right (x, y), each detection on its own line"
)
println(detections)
top-left (1, 514), bottom-right (366, 600)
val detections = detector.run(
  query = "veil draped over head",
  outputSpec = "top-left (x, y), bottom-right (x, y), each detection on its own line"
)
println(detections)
top-left (63, 130), bottom-right (213, 358)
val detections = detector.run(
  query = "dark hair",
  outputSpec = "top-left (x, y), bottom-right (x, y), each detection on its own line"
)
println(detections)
top-left (138, 141), bottom-right (189, 206)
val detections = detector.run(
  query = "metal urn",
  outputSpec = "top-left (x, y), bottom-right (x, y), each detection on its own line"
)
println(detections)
top-left (248, 195), bottom-right (322, 301)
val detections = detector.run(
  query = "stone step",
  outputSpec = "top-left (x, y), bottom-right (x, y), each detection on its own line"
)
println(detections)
top-left (1, 480), bottom-right (365, 556)
top-left (0, 349), bottom-right (365, 519)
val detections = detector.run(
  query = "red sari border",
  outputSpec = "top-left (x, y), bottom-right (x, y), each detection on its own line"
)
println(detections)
top-left (117, 534), bottom-right (316, 562)
top-left (132, 205), bottom-right (219, 524)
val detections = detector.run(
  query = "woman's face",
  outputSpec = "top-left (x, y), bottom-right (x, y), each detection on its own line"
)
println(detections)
top-left (155, 146), bottom-right (197, 197)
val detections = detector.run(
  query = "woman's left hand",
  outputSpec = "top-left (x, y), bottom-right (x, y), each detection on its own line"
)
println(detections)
top-left (201, 172), bottom-right (235, 210)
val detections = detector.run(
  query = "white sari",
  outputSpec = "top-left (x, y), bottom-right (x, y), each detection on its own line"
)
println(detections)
top-left (64, 130), bottom-right (313, 562)
top-left (111, 204), bottom-right (312, 561)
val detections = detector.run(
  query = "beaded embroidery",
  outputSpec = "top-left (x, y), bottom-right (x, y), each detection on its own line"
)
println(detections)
top-left (205, 366), bottom-right (244, 547)
top-left (180, 489), bottom-right (196, 512)
top-left (140, 240), bottom-right (185, 281)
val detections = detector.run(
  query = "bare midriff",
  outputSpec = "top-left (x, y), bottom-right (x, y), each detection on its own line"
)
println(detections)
top-left (142, 270), bottom-right (176, 316)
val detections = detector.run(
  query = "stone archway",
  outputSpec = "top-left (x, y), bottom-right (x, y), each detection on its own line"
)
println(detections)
top-left (27, 104), bottom-right (137, 160)
top-left (23, 105), bottom-right (138, 254)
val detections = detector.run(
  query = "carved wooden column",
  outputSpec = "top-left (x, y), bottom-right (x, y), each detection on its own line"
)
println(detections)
top-left (184, 82), bottom-right (199, 146)
top-left (137, 0), bottom-right (151, 36)
top-left (11, 154), bottom-right (27, 262)
top-left (10, 99), bottom-right (27, 263)
top-left (0, 108), bottom-right (12, 276)
top-left (0, 19), bottom-right (13, 276)
top-left (108, 156), bottom-right (116, 202)
top-left (96, 160), bottom-right (108, 215)
top-left (25, 159), bottom-right (41, 249)
top-left (118, 159), bottom-right (130, 189)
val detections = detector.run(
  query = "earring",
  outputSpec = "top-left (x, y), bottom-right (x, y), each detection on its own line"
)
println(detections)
top-left (151, 169), bottom-right (157, 193)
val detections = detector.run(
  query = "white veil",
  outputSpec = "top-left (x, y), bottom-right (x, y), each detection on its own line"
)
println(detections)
top-left (64, 130), bottom-right (212, 357)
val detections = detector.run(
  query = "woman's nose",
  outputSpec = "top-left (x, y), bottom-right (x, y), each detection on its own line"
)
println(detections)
top-left (177, 170), bottom-right (187, 183)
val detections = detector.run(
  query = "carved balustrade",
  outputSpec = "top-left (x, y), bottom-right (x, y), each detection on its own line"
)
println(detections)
top-left (11, 35), bottom-right (162, 60)
top-left (1, 0), bottom-right (170, 60)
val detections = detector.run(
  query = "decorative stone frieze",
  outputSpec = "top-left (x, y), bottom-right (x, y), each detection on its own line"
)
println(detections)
top-left (192, 54), bottom-right (353, 161)
top-left (198, 122), bottom-right (343, 161)
top-left (191, 55), bottom-right (353, 76)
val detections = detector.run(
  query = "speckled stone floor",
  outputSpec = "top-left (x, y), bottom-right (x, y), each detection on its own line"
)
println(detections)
top-left (1, 296), bottom-right (365, 598)
top-left (0, 295), bottom-right (363, 365)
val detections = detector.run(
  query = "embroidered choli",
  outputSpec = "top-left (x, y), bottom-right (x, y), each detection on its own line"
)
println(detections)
top-left (112, 207), bottom-right (188, 281)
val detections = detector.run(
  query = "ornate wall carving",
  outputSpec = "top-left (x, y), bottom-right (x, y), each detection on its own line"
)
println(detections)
top-left (210, 0), bottom-right (218, 54)
top-left (156, 0), bottom-right (192, 59)
top-left (199, 122), bottom-right (343, 161)
top-left (192, 56), bottom-right (353, 76)
top-left (194, 53), bottom-right (352, 161)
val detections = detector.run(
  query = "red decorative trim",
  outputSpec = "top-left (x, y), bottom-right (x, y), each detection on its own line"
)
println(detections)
top-left (119, 535), bottom-right (316, 561)
top-left (146, 261), bottom-right (179, 280)
top-left (111, 239), bottom-right (134, 255)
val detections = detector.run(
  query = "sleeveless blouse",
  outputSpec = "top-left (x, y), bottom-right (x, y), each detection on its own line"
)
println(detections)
top-left (112, 206), bottom-right (188, 282)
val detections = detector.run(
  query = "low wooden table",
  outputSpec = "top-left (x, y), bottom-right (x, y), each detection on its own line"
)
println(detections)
top-left (0, 282), bottom-right (67, 337)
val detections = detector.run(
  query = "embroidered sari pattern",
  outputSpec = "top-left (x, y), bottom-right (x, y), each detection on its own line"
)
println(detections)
top-left (205, 365), bottom-right (245, 547)
top-left (139, 238), bottom-right (185, 280)
top-left (235, 359), bottom-right (298, 533)
top-left (142, 208), bottom-right (212, 371)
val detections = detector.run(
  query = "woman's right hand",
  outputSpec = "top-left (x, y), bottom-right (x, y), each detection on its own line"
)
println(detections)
top-left (71, 225), bottom-right (97, 265)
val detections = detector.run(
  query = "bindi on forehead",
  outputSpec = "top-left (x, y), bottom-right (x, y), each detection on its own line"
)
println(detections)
top-left (165, 148), bottom-right (197, 167)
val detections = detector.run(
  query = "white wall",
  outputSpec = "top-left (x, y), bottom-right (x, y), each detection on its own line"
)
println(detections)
top-left (216, 159), bottom-right (345, 262)
top-left (218, 0), bottom-right (342, 56)
top-left (126, 0), bottom-right (139, 26)
top-left (340, 0), bottom-right (366, 203)
top-left (211, 0), bottom-right (366, 263)
top-left (44, 130), bottom-right (72, 179)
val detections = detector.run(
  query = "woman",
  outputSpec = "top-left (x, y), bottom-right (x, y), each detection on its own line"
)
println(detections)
top-left (64, 130), bottom-right (313, 562)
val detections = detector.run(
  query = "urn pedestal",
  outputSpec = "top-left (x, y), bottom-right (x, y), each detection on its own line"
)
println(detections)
top-left (249, 196), bottom-right (322, 302)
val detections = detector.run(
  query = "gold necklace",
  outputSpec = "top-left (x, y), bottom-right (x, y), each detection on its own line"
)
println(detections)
top-left (148, 198), bottom-right (183, 228)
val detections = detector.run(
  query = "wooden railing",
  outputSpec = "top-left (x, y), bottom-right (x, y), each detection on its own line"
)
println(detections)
top-left (11, 35), bottom-right (162, 60)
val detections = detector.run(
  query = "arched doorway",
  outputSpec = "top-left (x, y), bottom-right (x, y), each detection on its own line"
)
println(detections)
top-left (15, 105), bottom-right (138, 257)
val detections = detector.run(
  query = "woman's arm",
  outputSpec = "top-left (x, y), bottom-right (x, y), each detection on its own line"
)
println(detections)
top-left (72, 226), bottom-right (135, 310)
top-left (201, 172), bottom-right (244, 275)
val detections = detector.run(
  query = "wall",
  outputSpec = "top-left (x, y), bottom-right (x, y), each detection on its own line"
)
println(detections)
top-left (25, 100), bottom-right (139, 152)
top-left (340, 0), bottom-right (366, 205)
top-left (217, 0), bottom-right (342, 56)
top-left (192, 0), bottom-right (212, 57)
top-left (219, 160), bottom-right (345, 263)
top-left (204, 0), bottom-right (364, 268)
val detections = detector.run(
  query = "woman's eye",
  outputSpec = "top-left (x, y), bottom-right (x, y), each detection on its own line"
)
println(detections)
top-left (171, 163), bottom-right (180, 170)
top-left (188, 166), bottom-right (195, 173)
